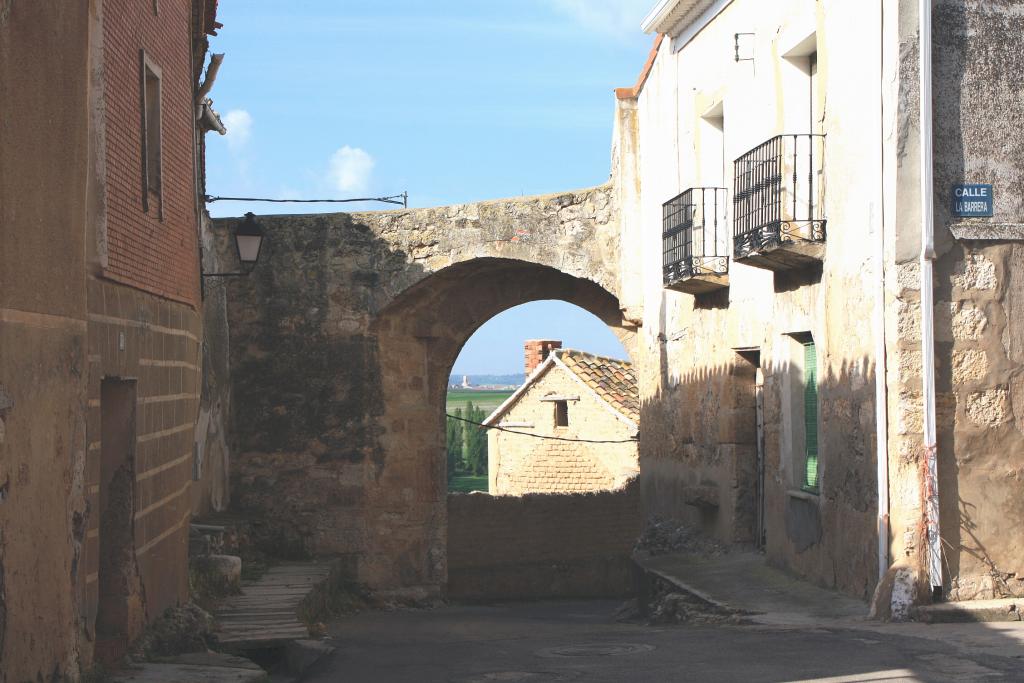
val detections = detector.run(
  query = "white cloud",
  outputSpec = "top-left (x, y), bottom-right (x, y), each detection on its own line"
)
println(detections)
top-left (328, 146), bottom-right (375, 194)
top-left (549, 0), bottom-right (652, 40)
top-left (223, 109), bottom-right (253, 150)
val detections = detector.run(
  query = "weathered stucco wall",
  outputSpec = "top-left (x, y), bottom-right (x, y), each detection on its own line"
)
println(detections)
top-left (488, 364), bottom-right (637, 495)
top-left (217, 187), bottom-right (635, 598)
top-left (193, 212), bottom-right (233, 515)
top-left (0, 2), bottom-right (92, 679)
top-left (447, 482), bottom-right (641, 600)
top-left (630, 0), bottom-right (1024, 604)
top-left (631, 0), bottom-right (883, 600)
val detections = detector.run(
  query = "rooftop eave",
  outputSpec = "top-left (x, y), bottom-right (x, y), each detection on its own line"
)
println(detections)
top-left (641, 0), bottom-right (732, 43)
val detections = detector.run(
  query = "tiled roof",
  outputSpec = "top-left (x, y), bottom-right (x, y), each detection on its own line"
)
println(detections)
top-left (615, 34), bottom-right (664, 100)
top-left (554, 349), bottom-right (639, 423)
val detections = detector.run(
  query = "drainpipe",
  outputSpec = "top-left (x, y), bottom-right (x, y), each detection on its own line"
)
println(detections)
top-left (874, 202), bottom-right (890, 584)
top-left (918, 0), bottom-right (943, 598)
top-left (874, 0), bottom-right (891, 586)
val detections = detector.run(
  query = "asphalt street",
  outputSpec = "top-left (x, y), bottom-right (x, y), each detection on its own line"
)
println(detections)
top-left (303, 600), bottom-right (1024, 682)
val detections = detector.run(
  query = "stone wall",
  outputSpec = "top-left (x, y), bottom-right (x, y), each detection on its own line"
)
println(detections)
top-left (216, 187), bottom-right (635, 598)
top-left (0, 3), bottom-right (92, 679)
top-left (489, 364), bottom-right (637, 495)
top-left (446, 482), bottom-right (641, 600)
top-left (885, 0), bottom-right (1024, 600)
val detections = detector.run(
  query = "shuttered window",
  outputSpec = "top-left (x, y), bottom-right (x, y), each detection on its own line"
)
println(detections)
top-left (803, 341), bottom-right (819, 492)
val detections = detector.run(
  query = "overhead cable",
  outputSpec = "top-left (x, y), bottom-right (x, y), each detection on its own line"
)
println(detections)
top-left (446, 413), bottom-right (637, 444)
top-left (205, 192), bottom-right (408, 208)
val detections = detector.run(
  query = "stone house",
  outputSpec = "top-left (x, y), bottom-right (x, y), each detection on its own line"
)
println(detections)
top-left (0, 1), bottom-right (223, 677)
top-left (610, 0), bottom-right (1024, 606)
top-left (484, 341), bottom-right (639, 495)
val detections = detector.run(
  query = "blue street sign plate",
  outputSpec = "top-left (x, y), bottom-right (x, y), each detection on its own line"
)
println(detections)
top-left (953, 184), bottom-right (993, 218)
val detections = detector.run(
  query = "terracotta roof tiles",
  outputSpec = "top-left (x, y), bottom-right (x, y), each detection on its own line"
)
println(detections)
top-left (554, 349), bottom-right (639, 423)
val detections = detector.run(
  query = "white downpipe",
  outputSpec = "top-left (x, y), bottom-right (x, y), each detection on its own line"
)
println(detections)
top-left (874, 203), bottom-right (890, 584)
top-left (874, 0), bottom-right (891, 586)
top-left (918, 0), bottom-right (942, 595)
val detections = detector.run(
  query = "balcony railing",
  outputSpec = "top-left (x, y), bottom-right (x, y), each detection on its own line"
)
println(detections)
top-left (732, 134), bottom-right (826, 265)
top-left (662, 187), bottom-right (729, 291)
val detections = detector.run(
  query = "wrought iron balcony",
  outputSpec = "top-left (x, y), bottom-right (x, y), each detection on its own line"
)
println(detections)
top-left (733, 134), bottom-right (826, 270)
top-left (662, 187), bottom-right (729, 295)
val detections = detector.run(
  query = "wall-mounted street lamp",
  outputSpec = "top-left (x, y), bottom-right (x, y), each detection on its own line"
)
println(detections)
top-left (202, 212), bottom-right (265, 278)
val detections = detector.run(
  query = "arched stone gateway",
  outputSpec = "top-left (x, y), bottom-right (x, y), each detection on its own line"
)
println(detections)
top-left (211, 185), bottom-right (637, 598)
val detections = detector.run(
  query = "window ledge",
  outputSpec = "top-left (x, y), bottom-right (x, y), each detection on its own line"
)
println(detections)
top-left (786, 488), bottom-right (819, 502)
top-left (498, 422), bottom-right (534, 429)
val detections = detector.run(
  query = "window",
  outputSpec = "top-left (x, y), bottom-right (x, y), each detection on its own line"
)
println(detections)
top-left (554, 400), bottom-right (568, 427)
top-left (141, 52), bottom-right (162, 214)
top-left (802, 339), bottom-right (819, 492)
top-left (699, 102), bottom-right (725, 187)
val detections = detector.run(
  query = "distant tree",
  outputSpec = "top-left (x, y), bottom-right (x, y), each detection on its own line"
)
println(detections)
top-left (446, 409), bottom-right (463, 479)
top-left (464, 402), bottom-right (488, 476)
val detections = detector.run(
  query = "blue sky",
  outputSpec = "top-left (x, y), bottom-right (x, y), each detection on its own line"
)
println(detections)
top-left (205, 0), bottom-right (652, 373)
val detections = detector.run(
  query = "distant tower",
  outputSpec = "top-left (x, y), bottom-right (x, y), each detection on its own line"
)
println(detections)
top-left (462, 375), bottom-right (470, 388)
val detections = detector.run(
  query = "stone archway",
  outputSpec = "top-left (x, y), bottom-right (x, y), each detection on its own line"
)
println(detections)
top-left (213, 186), bottom-right (637, 599)
top-left (368, 258), bottom-right (636, 597)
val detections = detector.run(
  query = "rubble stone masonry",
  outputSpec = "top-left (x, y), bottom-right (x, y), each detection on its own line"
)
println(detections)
top-left (214, 187), bottom-right (634, 598)
top-left (884, 0), bottom-right (1024, 601)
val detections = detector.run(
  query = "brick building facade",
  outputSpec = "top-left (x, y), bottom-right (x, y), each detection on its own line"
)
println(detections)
top-left (0, 1), bottom-right (221, 677)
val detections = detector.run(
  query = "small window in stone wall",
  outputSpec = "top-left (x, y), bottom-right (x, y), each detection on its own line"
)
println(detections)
top-left (554, 400), bottom-right (569, 427)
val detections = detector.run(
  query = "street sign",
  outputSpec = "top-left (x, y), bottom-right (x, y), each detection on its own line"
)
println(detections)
top-left (953, 184), bottom-right (993, 218)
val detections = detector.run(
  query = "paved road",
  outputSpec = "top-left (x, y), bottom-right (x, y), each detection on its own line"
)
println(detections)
top-left (304, 600), bottom-right (1023, 682)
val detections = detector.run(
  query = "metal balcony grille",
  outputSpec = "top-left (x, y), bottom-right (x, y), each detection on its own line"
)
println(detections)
top-left (732, 134), bottom-right (826, 259)
top-left (662, 187), bottom-right (728, 287)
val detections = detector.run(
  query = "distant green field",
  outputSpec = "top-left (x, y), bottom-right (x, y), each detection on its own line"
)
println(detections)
top-left (445, 389), bottom-right (513, 416)
top-left (449, 475), bottom-right (488, 494)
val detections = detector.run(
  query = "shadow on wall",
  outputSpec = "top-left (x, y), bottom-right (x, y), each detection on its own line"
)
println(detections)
top-left (640, 342), bottom-right (884, 601)
top-left (218, 213), bottom-right (424, 560)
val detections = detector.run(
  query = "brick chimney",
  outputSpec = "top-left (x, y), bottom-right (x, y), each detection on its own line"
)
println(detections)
top-left (524, 339), bottom-right (561, 376)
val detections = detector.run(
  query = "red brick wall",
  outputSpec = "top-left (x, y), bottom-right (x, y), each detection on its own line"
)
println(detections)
top-left (102, 0), bottom-right (199, 307)
top-left (524, 339), bottom-right (561, 375)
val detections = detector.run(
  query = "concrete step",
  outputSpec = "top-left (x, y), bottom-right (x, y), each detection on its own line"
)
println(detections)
top-left (912, 598), bottom-right (1024, 623)
top-left (633, 551), bottom-right (869, 626)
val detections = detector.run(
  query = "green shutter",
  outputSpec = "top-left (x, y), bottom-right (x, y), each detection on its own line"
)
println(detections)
top-left (803, 341), bottom-right (819, 492)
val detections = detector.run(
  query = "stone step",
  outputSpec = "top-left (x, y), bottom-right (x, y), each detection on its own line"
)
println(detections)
top-left (912, 598), bottom-right (1023, 623)
top-left (213, 561), bottom-right (330, 650)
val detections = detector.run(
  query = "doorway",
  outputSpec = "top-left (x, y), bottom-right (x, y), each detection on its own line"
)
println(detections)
top-left (735, 349), bottom-right (766, 549)
top-left (96, 378), bottom-right (143, 662)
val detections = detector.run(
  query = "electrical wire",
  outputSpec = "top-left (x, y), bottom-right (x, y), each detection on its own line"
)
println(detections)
top-left (445, 413), bottom-right (637, 444)
top-left (205, 192), bottom-right (408, 207)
